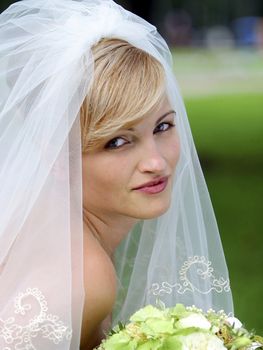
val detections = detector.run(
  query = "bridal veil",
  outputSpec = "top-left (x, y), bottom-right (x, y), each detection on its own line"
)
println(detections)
top-left (0, 1), bottom-right (233, 349)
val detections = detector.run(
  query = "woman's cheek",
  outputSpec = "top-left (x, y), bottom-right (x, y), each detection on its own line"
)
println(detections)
top-left (165, 135), bottom-right (180, 168)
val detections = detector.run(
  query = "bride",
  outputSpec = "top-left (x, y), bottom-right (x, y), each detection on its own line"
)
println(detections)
top-left (0, 1), bottom-right (233, 349)
top-left (81, 38), bottom-right (180, 348)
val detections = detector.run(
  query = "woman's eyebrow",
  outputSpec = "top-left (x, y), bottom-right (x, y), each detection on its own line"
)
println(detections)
top-left (155, 110), bottom-right (176, 125)
top-left (126, 110), bottom-right (176, 131)
top-left (127, 110), bottom-right (176, 131)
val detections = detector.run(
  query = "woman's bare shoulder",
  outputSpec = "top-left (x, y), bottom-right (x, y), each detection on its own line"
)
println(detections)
top-left (81, 232), bottom-right (116, 349)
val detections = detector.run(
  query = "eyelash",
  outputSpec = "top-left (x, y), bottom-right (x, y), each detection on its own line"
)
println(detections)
top-left (104, 137), bottom-right (129, 149)
top-left (104, 121), bottom-right (175, 150)
top-left (154, 121), bottom-right (175, 134)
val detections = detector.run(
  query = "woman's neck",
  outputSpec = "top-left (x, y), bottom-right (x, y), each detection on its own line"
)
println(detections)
top-left (82, 208), bottom-right (138, 257)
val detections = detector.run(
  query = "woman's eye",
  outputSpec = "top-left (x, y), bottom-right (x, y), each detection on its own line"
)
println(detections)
top-left (104, 137), bottom-right (128, 149)
top-left (154, 122), bottom-right (175, 134)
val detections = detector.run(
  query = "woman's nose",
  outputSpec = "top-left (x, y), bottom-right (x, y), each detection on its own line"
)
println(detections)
top-left (137, 141), bottom-right (167, 174)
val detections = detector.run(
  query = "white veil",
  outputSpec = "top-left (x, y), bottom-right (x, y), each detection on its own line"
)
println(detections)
top-left (0, 1), bottom-right (233, 349)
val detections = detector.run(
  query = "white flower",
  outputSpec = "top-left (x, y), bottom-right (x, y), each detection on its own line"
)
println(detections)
top-left (248, 342), bottom-right (263, 350)
top-left (227, 317), bottom-right (242, 329)
top-left (179, 332), bottom-right (227, 350)
top-left (176, 313), bottom-right (211, 330)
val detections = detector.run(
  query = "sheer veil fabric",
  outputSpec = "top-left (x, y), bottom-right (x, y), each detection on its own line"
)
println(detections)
top-left (0, 0), bottom-right (233, 349)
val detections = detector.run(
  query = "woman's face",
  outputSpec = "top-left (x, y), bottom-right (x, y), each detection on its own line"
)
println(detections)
top-left (82, 97), bottom-right (180, 221)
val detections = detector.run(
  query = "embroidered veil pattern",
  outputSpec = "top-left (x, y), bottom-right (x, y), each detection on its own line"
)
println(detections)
top-left (0, 288), bottom-right (72, 350)
top-left (149, 256), bottom-right (231, 297)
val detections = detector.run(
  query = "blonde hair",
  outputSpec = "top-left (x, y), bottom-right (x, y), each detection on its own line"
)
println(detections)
top-left (80, 38), bottom-right (165, 152)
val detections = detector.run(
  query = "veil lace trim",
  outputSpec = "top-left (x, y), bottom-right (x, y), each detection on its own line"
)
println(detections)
top-left (0, 288), bottom-right (72, 350)
top-left (149, 256), bottom-right (231, 297)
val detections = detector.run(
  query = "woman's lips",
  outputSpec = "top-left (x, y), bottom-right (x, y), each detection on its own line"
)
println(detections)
top-left (133, 176), bottom-right (169, 194)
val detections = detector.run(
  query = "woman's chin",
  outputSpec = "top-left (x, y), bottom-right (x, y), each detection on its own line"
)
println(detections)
top-left (133, 199), bottom-right (171, 220)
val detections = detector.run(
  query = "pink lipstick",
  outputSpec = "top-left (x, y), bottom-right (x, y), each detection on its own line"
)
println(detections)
top-left (133, 176), bottom-right (168, 194)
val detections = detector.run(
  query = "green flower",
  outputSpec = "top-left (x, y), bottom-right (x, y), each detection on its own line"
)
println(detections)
top-left (161, 335), bottom-right (183, 350)
top-left (228, 336), bottom-right (252, 350)
top-left (136, 339), bottom-right (163, 350)
top-left (102, 332), bottom-right (137, 350)
top-left (130, 305), bottom-right (166, 323)
top-left (169, 304), bottom-right (188, 319)
top-left (140, 318), bottom-right (175, 337)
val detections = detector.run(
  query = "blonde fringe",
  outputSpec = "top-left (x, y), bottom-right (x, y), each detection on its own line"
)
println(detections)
top-left (80, 38), bottom-right (165, 152)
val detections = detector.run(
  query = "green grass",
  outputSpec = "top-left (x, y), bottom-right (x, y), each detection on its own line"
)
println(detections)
top-left (184, 93), bottom-right (263, 334)
top-left (185, 93), bottom-right (263, 160)
top-left (206, 170), bottom-right (263, 334)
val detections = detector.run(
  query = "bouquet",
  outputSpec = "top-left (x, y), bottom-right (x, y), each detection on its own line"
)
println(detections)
top-left (96, 304), bottom-right (263, 350)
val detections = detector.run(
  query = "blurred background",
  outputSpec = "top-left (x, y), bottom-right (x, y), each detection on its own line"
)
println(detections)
top-left (1, 0), bottom-right (262, 334)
